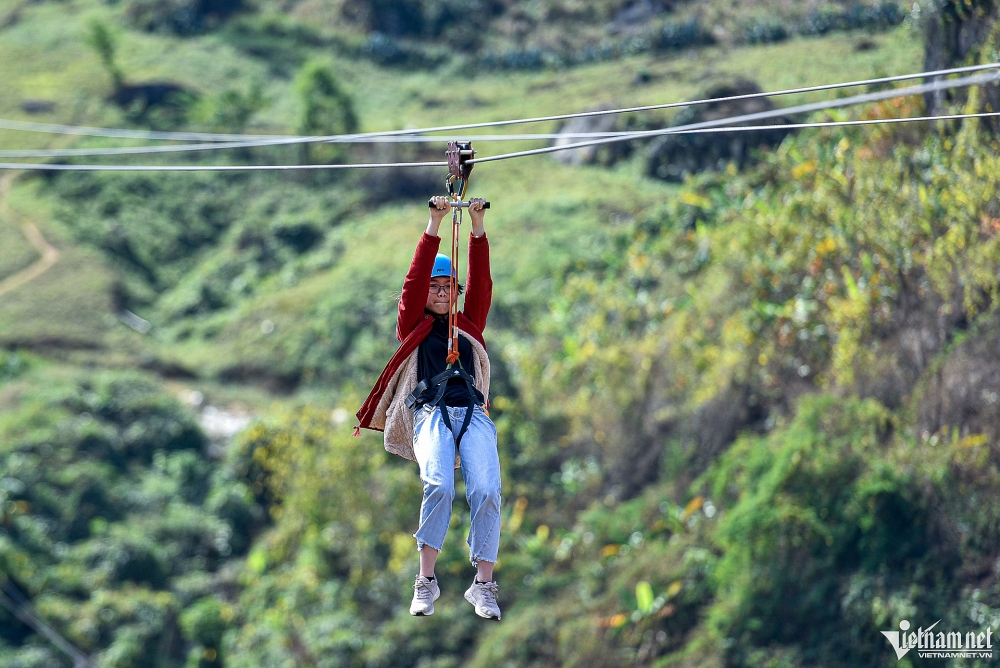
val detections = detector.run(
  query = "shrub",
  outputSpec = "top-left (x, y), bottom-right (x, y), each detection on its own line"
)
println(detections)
top-left (179, 596), bottom-right (230, 649)
top-left (192, 83), bottom-right (267, 133)
top-left (126, 0), bottom-right (245, 35)
top-left (220, 14), bottom-right (325, 75)
top-left (0, 350), bottom-right (29, 382)
top-left (654, 18), bottom-right (714, 51)
top-left (740, 18), bottom-right (789, 44)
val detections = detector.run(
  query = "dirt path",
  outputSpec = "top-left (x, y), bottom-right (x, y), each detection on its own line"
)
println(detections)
top-left (0, 171), bottom-right (60, 298)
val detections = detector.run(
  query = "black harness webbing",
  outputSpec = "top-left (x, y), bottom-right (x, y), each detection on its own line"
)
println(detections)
top-left (405, 366), bottom-right (479, 447)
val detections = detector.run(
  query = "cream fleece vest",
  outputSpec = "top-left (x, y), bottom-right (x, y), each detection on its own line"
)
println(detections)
top-left (368, 328), bottom-right (490, 467)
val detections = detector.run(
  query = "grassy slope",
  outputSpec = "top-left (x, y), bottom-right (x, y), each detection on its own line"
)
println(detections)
top-left (337, 30), bottom-right (920, 136)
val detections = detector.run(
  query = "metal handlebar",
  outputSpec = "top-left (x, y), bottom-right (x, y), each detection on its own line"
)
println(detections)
top-left (428, 199), bottom-right (490, 209)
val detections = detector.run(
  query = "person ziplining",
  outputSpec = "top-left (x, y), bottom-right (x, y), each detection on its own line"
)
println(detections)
top-left (355, 142), bottom-right (503, 620)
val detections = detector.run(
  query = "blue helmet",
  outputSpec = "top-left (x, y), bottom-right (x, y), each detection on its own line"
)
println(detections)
top-left (431, 254), bottom-right (453, 278)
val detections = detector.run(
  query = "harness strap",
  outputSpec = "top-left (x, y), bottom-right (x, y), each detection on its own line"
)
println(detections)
top-left (438, 380), bottom-right (477, 448)
top-left (405, 367), bottom-right (475, 409)
top-left (444, 141), bottom-right (475, 367)
top-left (405, 366), bottom-right (480, 446)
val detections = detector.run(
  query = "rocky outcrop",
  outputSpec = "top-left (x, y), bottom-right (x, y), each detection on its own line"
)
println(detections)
top-left (644, 79), bottom-right (793, 182)
top-left (551, 105), bottom-right (623, 166)
top-left (608, 0), bottom-right (669, 35)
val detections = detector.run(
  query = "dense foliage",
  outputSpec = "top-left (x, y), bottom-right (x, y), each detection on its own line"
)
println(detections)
top-left (0, 370), bottom-right (263, 668)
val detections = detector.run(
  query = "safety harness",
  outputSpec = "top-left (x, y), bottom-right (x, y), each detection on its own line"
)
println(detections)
top-left (405, 366), bottom-right (480, 447)
top-left (405, 141), bottom-right (489, 447)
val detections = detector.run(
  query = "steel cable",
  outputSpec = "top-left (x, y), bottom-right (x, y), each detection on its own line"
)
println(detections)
top-left (2, 111), bottom-right (997, 171)
top-left (0, 61), bottom-right (997, 151)
top-left (2, 70), bottom-right (996, 171)
top-left (469, 69), bottom-right (1000, 164)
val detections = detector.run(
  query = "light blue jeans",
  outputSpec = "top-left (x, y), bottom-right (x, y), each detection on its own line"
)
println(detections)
top-left (412, 404), bottom-right (502, 565)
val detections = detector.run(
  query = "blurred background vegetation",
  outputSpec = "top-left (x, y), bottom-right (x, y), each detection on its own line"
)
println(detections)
top-left (3, 0), bottom-right (1000, 666)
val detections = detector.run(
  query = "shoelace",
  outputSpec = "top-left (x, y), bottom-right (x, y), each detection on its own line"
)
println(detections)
top-left (414, 579), bottom-right (435, 600)
top-left (477, 581), bottom-right (498, 605)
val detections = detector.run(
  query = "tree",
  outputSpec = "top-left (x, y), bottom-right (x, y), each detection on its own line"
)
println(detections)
top-left (85, 18), bottom-right (124, 92)
top-left (295, 61), bottom-right (359, 164)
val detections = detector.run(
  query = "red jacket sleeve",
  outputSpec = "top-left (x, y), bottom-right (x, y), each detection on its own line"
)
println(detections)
top-left (397, 232), bottom-right (441, 341)
top-left (462, 233), bottom-right (492, 332)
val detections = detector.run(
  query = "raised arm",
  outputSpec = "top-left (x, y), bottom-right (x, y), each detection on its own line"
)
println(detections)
top-left (396, 198), bottom-right (449, 340)
top-left (463, 198), bottom-right (492, 332)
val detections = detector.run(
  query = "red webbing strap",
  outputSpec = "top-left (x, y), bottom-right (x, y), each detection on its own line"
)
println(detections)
top-left (444, 140), bottom-right (474, 367)
top-left (446, 202), bottom-right (461, 365)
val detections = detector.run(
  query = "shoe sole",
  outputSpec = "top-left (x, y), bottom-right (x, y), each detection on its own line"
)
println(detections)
top-left (411, 589), bottom-right (439, 616)
top-left (464, 590), bottom-right (501, 620)
top-left (411, 599), bottom-right (438, 616)
top-left (410, 600), bottom-right (436, 616)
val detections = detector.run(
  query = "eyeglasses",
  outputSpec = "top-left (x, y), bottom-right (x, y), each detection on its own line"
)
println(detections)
top-left (428, 284), bottom-right (453, 295)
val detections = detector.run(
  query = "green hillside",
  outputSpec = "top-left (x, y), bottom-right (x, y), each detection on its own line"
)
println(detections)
top-left (3, 0), bottom-right (1000, 666)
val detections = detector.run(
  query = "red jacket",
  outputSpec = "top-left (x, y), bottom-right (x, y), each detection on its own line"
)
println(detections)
top-left (356, 232), bottom-right (492, 431)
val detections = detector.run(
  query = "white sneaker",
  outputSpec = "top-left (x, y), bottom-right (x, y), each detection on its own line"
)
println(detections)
top-left (410, 575), bottom-right (440, 616)
top-left (464, 579), bottom-right (501, 620)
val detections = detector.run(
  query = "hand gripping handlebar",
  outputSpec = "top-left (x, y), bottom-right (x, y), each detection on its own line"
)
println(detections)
top-left (427, 199), bottom-right (490, 209)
